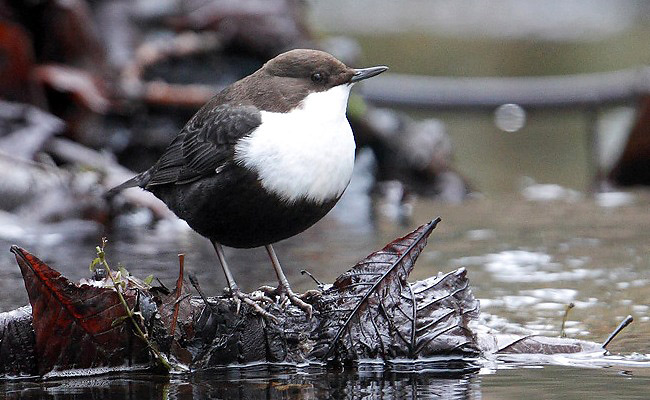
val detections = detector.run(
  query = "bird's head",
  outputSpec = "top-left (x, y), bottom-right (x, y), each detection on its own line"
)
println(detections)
top-left (255, 49), bottom-right (387, 115)
top-left (263, 49), bottom-right (388, 91)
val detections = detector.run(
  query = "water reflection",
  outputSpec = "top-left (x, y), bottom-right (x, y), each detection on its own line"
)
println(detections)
top-left (1, 370), bottom-right (481, 400)
top-left (5, 363), bottom-right (650, 399)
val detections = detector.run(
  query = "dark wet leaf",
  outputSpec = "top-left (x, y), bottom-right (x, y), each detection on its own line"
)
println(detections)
top-left (1, 223), bottom-right (631, 378)
top-left (489, 334), bottom-right (604, 355)
top-left (402, 268), bottom-right (480, 356)
top-left (312, 218), bottom-right (480, 361)
top-left (11, 246), bottom-right (150, 375)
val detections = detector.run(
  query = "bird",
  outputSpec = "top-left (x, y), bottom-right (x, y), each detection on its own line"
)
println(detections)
top-left (109, 49), bottom-right (388, 317)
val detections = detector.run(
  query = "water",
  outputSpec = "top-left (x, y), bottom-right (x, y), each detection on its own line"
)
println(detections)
top-left (2, 192), bottom-right (650, 398)
top-left (2, 364), bottom-right (650, 399)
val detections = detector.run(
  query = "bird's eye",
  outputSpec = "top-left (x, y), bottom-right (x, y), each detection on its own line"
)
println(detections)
top-left (311, 72), bottom-right (324, 83)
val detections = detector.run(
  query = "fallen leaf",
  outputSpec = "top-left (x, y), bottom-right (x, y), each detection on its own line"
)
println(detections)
top-left (312, 218), bottom-right (480, 361)
top-left (493, 334), bottom-right (603, 355)
top-left (11, 246), bottom-right (150, 376)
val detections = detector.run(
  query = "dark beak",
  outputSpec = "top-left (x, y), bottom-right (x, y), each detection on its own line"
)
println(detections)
top-left (350, 66), bottom-right (388, 83)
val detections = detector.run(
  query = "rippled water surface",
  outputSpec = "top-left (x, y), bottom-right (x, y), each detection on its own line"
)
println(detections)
top-left (2, 361), bottom-right (650, 399)
top-left (1, 190), bottom-right (650, 398)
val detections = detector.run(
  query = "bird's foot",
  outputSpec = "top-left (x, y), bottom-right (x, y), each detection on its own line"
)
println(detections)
top-left (258, 285), bottom-right (314, 318)
top-left (229, 289), bottom-right (279, 323)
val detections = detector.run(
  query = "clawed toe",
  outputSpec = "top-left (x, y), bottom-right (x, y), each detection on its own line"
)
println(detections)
top-left (288, 292), bottom-right (313, 318)
top-left (300, 289), bottom-right (322, 300)
top-left (256, 284), bottom-right (314, 318)
top-left (258, 285), bottom-right (279, 296)
top-left (249, 289), bottom-right (276, 304)
top-left (230, 290), bottom-right (279, 323)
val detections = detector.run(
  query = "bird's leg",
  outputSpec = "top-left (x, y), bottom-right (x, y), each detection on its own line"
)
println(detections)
top-left (262, 244), bottom-right (313, 317)
top-left (212, 242), bottom-right (238, 293)
top-left (212, 241), bottom-right (277, 322)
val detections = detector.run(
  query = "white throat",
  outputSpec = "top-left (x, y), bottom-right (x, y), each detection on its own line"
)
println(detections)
top-left (234, 84), bottom-right (356, 204)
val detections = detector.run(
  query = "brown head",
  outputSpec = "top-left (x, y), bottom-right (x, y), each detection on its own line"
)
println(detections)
top-left (220, 49), bottom-right (387, 113)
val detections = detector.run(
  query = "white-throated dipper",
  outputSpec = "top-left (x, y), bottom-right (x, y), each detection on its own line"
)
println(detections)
top-left (110, 49), bottom-right (387, 317)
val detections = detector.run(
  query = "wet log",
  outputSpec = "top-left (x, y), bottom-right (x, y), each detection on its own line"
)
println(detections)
top-left (0, 219), bottom-right (624, 380)
top-left (0, 100), bottom-right (171, 220)
top-left (0, 101), bottom-right (66, 211)
top-left (0, 100), bottom-right (64, 161)
top-left (44, 137), bottom-right (174, 219)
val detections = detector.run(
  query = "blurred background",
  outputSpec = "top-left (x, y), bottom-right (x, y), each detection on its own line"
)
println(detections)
top-left (0, 1), bottom-right (650, 396)
top-left (312, 0), bottom-right (650, 193)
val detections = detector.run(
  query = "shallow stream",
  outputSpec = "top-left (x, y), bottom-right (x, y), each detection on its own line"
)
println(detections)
top-left (1, 190), bottom-right (649, 398)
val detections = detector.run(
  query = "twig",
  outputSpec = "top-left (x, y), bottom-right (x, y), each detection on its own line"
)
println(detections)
top-left (559, 302), bottom-right (575, 338)
top-left (94, 238), bottom-right (172, 371)
top-left (155, 278), bottom-right (170, 293)
top-left (301, 269), bottom-right (324, 287)
top-left (169, 254), bottom-right (184, 337)
top-left (188, 272), bottom-right (215, 312)
top-left (602, 315), bottom-right (634, 349)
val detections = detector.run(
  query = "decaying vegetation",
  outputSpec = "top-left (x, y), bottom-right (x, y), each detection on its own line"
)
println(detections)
top-left (0, 220), bottom-right (631, 379)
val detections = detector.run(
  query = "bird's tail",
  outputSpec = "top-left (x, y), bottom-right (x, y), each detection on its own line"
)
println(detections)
top-left (105, 172), bottom-right (148, 199)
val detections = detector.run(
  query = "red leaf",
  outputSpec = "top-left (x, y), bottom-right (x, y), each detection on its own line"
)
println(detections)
top-left (11, 246), bottom-right (149, 376)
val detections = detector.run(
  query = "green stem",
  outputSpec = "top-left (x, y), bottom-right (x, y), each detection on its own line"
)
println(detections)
top-left (100, 254), bottom-right (172, 371)
top-left (559, 302), bottom-right (575, 338)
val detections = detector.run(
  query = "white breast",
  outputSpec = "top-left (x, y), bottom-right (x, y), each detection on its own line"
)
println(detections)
top-left (234, 84), bottom-right (356, 204)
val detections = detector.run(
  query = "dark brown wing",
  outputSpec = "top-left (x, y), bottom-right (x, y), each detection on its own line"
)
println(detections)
top-left (143, 104), bottom-right (261, 188)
